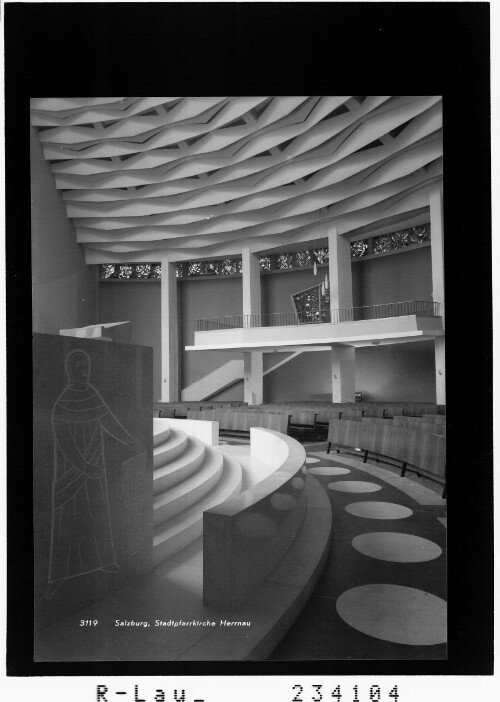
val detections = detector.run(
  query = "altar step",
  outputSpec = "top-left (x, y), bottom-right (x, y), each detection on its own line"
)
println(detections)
top-left (152, 419), bottom-right (243, 567)
top-left (153, 453), bottom-right (242, 566)
top-left (154, 435), bottom-right (206, 494)
top-left (153, 426), bottom-right (189, 469)
top-left (153, 442), bottom-right (224, 524)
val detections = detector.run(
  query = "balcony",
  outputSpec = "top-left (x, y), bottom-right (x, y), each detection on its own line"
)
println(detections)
top-left (197, 300), bottom-right (441, 331)
top-left (188, 300), bottom-right (443, 353)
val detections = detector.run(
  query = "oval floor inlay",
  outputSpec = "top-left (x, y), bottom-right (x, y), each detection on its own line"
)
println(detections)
top-left (336, 584), bottom-right (447, 645)
top-left (328, 481), bottom-right (382, 493)
top-left (351, 532), bottom-right (442, 562)
top-left (306, 457), bottom-right (320, 464)
top-left (309, 466), bottom-right (351, 476)
top-left (345, 501), bottom-right (413, 520)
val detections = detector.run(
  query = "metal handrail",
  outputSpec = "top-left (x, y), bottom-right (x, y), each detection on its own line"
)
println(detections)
top-left (196, 300), bottom-right (441, 331)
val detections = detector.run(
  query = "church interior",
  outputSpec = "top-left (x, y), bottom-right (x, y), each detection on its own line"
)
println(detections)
top-left (30, 95), bottom-right (449, 662)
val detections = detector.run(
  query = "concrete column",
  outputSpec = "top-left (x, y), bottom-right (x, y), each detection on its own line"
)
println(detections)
top-left (243, 352), bottom-right (264, 405)
top-left (327, 227), bottom-right (353, 316)
top-left (160, 257), bottom-right (179, 401)
top-left (241, 245), bottom-right (261, 322)
top-left (434, 336), bottom-right (446, 405)
top-left (430, 184), bottom-right (445, 325)
top-left (331, 345), bottom-right (355, 403)
top-left (242, 246), bottom-right (263, 404)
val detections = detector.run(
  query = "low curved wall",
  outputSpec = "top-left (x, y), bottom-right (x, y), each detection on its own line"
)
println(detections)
top-left (327, 419), bottom-right (446, 483)
top-left (203, 429), bottom-right (307, 610)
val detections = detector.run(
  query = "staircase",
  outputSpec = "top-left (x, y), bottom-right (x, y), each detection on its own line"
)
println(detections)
top-left (152, 419), bottom-right (243, 566)
top-left (180, 359), bottom-right (244, 401)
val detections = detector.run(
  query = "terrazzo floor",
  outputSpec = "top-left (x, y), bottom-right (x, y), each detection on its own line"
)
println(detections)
top-left (268, 445), bottom-right (447, 660)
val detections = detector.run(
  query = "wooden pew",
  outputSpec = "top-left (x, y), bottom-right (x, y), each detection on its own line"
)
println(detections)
top-left (186, 409), bottom-right (291, 437)
top-left (326, 419), bottom-right (446, 493)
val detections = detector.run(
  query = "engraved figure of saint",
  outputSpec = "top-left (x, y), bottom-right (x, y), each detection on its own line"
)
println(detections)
top-left (46, 349), bottom-right (143, 599)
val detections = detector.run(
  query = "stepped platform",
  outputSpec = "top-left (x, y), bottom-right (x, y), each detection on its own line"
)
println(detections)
top-left (35, 471), bottom-right (331, 661)
top-left (35, 421), bottom-right (332, 661)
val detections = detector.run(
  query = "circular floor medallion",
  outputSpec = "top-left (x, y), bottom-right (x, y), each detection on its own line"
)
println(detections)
top-left (351, 532), bottom-right (442, 563)
top-left (345, 501), bottom-right (413, 520)
top-left (309, 466), bottom-right (351, 476)
top-left (336, 584), bottom-right (447, 645)
top-left (328, 481), bottom-right (382, 493)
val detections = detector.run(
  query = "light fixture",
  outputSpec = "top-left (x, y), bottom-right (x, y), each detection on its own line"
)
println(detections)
top-left (325, 272), bottom-right (329, 290)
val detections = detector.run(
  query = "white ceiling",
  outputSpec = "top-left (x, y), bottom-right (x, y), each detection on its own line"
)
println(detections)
top-left (31, 96), bottom-right (442, 264)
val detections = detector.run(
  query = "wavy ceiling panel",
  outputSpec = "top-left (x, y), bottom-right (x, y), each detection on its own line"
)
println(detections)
top-left (31, 96), bottom-right (443, 264)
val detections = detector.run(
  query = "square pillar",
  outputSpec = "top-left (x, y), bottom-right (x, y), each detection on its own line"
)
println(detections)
top-left (244, 352), bottom-right (264, 405)
top-left (160, 257), bottom-right (179, 401)
top-left (241, 245), bottom-right (261, 322)
top-left (434, 336), bottom-right (446, 405)
top-left (242, 246), bottom-right (263, 404)
top-left (430, 185), bottom-right (445, 324)
top-left (331, 345), bottom-right (355, 403)
top-left (327, 227), bottom-right (353, 317)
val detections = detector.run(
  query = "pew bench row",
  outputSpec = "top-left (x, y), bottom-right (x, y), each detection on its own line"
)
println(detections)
top-left (326, 419), bottom-right (446, 495)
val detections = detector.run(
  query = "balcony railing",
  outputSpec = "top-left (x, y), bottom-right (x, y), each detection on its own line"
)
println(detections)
top-left (196, 300), bottom-right (441, 332)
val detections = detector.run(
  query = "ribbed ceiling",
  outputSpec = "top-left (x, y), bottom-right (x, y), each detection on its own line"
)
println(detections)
top-left (30, 96), bottom-right (443, 264)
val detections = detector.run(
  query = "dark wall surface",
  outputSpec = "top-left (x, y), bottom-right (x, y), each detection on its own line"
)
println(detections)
top-left (31, 127), bottom-right (98, 334)
top-left (180, 276), bottom-right (244, 390)
top-left (99, 282), bottom-right (161, 400)
top-left (33, 334), bottom-right (153, 642)
top-left (352, 246), bottom-right (432, 308)
top-left (263, 340), bottom-right (436, 403)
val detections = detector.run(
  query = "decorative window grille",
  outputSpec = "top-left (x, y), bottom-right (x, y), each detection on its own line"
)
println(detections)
top-left (101, 264), bottom-right (117, 278)
top-left (134, 264), bottom-right (151, 278)
top-left (221, 259), bottom-right (240, 275)
top-left (188, 262), bottom-right (203, 276)
top-left (99, 224), bottom-right (431, 280)
top-left (295, 250), bottom-right (312, 267)
top-left (259, 256), bottom-right (271, 271)
top-left (314, 248), bottom-right (329, 264)
top-left (351, 240), bottom-right (369, 258)
top-left (373, 224), bottom-right (431, 254)
top-left (276, 253), bottom-right (293, 269)
top-left (118, 265), bottom-right (134, 279)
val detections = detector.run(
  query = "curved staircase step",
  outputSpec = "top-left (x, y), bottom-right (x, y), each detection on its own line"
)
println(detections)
top-left (153, 427), bottom-right (189, 470)
top-left (153, 418), bottom-right (171, 447)
top-left (153, 444), bottom-right (223, 525)
top-left (153, 435), bottom-right (206, 494)
top-left (153, 453), bottom-right (243, 566)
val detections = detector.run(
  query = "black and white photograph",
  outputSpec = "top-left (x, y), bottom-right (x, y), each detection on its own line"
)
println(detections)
top-left (30, 93), bottom-right (449, 663)
top-left (4, 1), bottom-right (495, 699)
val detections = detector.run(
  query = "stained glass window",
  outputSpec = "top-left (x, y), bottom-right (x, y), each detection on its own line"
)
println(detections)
top-left (188, 262), bottom-right (203, 276)
top-left (204, 261), bottom-right (221, 276)
top-left (118, 265), bottom-right (134, 279)
top-left (351, 240), bottom-right (369, 258)
top-left (221, 259), bottom-right (239, 275)
top-left (276, 253), bottom-right (293, 269)
top-left (135, 264), bottom-right (151, 278)
top-left (314, 248), bottom-right (329, 264)
top-left (291, 284), bottom-right (330, 324)
top-left (373, 224), bottom-right (431, 254)
top-left (101, 264), bottom-right (117, 278)
top-left (295, 250), bottom-right (312, 267)
top-left (99, 223), bottom-right (431, 282)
